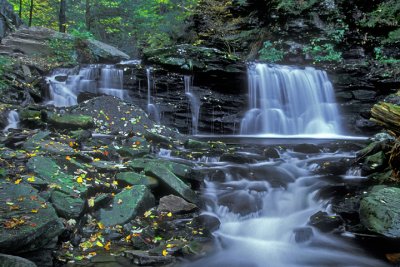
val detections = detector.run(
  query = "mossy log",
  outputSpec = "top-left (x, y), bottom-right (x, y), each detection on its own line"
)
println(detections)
top-left (371, 102), bottom-right (400, 136)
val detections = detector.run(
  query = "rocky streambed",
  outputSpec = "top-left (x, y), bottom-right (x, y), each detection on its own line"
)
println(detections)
top-left (1, 93), bottom-right (400, 266)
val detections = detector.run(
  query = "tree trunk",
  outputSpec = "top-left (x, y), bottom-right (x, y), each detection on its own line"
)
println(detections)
top-left (59, 0), bottom-right (67, 33)
top-left (18, 0), bottom-right (22, 18)
top-left (28, 0), bottom-right (33, 27)
top-left (85, 0), bottom-right (91, 30)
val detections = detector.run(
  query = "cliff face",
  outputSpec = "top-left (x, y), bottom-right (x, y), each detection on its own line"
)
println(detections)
top-left (0, 0), bottom-right (22, 41)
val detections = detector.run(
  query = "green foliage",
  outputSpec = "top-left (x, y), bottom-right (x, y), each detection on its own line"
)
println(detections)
top-left (258, 41), bottom-right (285, 62)
top-left (360, 0), bottom-right (400, 28)
top-left (275, 0), bottom-right (318, 15)
top-left (70, 24), bottom-right (94, 40)
top-left (0, 56), bottom-right (12, 91)
top-left (47, 38), bottom-right (76, 65)
top-left (385, 29), bottom-right (400, 44)
top-left (374, 47), bottom-right (400, 64)
top-left (303, 38), bottom-right (342, 63)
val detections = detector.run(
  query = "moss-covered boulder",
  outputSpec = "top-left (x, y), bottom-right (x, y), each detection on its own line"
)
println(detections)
top-left (99, 185), bottom-right (155, 226)
top-left (143, 44), bottom-right (244, 73)
top-left (0, 182), bottom-right (64, 253)
top-left (50, 189), bottom-right (85, 219)
top-left (0, 254), bottom-right (37, 267)
top-left (48, 114), bottom-right (94, 130)
top-left (360, 186), bottom-right (400, 238)
top-left (116, 172), bottom-right (158, 188)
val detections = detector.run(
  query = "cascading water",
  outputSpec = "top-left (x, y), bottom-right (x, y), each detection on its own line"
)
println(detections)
top-left (184, 75), bottom-right (200, 135)
top-left (3, 110), bottom-right (20, 132)
top-left (183, 149), bottom-right (389, 267)
top-left (146, 68), bottom-right (160, 123)
top-left (240, 64), bottom-right (342, 136)
top-left (45, 64), bottom-right (127, 107)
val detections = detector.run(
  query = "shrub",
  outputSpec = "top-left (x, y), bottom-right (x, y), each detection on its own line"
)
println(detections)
top-left (0, 56), bottom-right (12, 90)
top-left (258, 41), bottom-right (285, 62)
top-left (303, 38), bottom-right (342, 63)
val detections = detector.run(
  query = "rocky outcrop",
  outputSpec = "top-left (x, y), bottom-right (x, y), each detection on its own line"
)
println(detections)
top-left (0, 0), bottom-right (22, 42)
top-left (0, 27), bottom-right (129, 63)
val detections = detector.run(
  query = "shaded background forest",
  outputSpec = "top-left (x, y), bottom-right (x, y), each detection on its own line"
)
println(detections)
top-left (7, 0), bottom-right (400, 63)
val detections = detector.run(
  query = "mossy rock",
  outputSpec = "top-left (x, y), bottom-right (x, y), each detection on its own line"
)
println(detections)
top-left (50, 189), bottom-right (85, 219)
top-left (48, 114), bottom-right (94, 130)
top-left (360, 186), bottom-right (400, 238)
top-left (99, 185), bottom-right (155, 226)
top-left (116, 172), bottom-right (158, 188)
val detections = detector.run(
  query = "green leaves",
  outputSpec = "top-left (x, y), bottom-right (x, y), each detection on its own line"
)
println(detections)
top-left (258, 41), bottom-right (285, 63)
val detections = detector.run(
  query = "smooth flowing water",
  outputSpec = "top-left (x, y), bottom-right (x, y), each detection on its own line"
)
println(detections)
top-left (3, 110), bottom-right (19, 132)
top-left (240, 64), bottom-right (342, 135)
top-left (45, 65), bottom-right (127, 107)
top-left (146, 68), bottom-right (160, 123)
top-left (184, 75), bottom-right (200, 135)
top-left (182, 146), bottom-right (389, 267)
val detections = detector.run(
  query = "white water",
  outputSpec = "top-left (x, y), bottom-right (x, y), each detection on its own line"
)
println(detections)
top-left (240, 64), bottom-right (342, 135)
top-left (146, 68), bottom-right (160, 123)
top-left (45, 65), bottom-right (128, 107)
top-left (3, 110), bottom-right (19, 132)
top-left (184, 75), bottom-right (200, 135)
top-left (183, 150), bottom-right (389, 267)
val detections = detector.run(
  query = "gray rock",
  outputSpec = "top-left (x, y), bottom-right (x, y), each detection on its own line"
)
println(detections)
top-left (50, 189), bottom-right (85, 219)
top-left (0, 182), bottom-right (64, 253)
top-left (0, 0), bottom-right (22, 41)
top-left (157, 194), bottom-right (197, 213)
top-left (360, 186), bottom-right (400, 238)
top-left (99, 185), bottom-right (155, 226)
top-left (352, 90), bottom-right (376, 101)
top-left (87, 39), bottom-right (129, 63)
top-left (0, 253), bottom-right (37, 267)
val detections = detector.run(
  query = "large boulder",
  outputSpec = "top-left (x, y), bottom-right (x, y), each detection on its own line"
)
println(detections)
top-left (360, 186), bottom-right (400, 238)
top-left (99, 186), bottom-right (155, 226)
top-left (0, 26), bottom-right (129, 63)
top-left (0, 182), bottom-right (64, 253)
top-left (0, 254), bottom-right (37, 267)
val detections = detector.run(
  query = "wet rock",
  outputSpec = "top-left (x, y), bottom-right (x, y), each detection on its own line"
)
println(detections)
top-left (352, 90), bottom-right (376, 101)
top-left (293, 143), bottom-right (320, 154)
top-left (50, 189), bottom-right (85, 219)
top-left (293, 227), bottom-right (313, 243)
top-left (0, 253), bottom-right (37, 267)
top-left (70, 129), bottom-right (92, 142)
top-left (220, 153), bottom-right (257, 164)
top-left (116, 172), bottom-right (158, 188)
top-left (362, 151), bottom-right (386, 175)
top-left (87, 39), bottom-right (129, 63)
top-left (263, 147), bottom-right (280, 159)
top-left (360, 186), bottom-right (400, 238)
top-left (309, 211), bottom-right (344, 233)
top-left (124, 250), bottom-right (174, 266)
top-left (193, 214), bottom-right (221, 232)
top-left (99, 185), bottom-right (155, 227)
top-left (145, 163), bottom-right (198, 203)
top-left (218, 191), bottom-right (262, 215)
top-left (157, 194), bottom-right (198, 213)
top-left (250, 164), bottom-right (295, 187)
top-left (0, 182), bottom-right (64, 253)
top-left (331, 195), bottom-right (361, 222)
top-left (48, 114), bottom-right (94, 130)
top-left (184, 139), bottom-right (210, 150)
top-left (22, 131), bottom-right (51, 151)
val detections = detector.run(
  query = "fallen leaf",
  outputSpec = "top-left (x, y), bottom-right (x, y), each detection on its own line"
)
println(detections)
top-left (162, 249), bottom-right (168, 256)
top-left (104, 241), bottom-right (111, 251)
top-left (14, 179), bottom-right (22, 184)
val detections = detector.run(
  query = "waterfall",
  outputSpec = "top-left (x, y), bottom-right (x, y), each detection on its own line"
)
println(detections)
top-left (3, 110), bottom-right (19, 132)
top-left (240, 64), bottom-right (342, 136)
top-left (184, 75), bottom-right (200, 135)
top-left (146, 68), bottom-right (160, 123)
top-left (45, 65), bottom-right (127, 107)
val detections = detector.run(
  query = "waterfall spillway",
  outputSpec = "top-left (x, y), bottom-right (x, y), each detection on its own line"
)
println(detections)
top-left (240, 64), bottom-right (341, 136)
top-left (3, 110), bottom-right (19, 132)
top-left (184, 75), bottom-right (200, 135)
top-left (146, 68), bottom-right (160, 123)
top-left (45, 64), bottom-right (127, 107)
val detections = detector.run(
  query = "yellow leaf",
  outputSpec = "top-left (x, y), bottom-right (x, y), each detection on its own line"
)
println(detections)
top-left (144, 210), bottom-right (152, 218)
top-left (104, 241), bottom-right (111, 251)
top-left (125, 234), bottom-right (132, 241)
top-left (66, 156), bottom-right (71, 161)
top-left (76, 176), bottom-right (83, 184)
top-left (93, 158), bottom-right (100, 162)
top-left (97, 222), bottom-right (105, 230)
top-left (31, 209), bottom-right (38, 213)
top-left (96, 241), bottom-right (103, 247)
top-left (88, 198), bottom-right (95, 208)
top-left (167, 212), bottom-right (172, 217)
top-left (162, 249), bottom-right (168, 256)
top-left (27, 176), bottom-right (35, 182)
top-left (112, 181), bottom-right (118, 186)
top-left (14, 179), bottom-right (22, 184)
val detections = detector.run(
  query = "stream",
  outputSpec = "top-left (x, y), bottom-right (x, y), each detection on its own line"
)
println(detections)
top-left (179, 140), bottom-right (390, 267)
